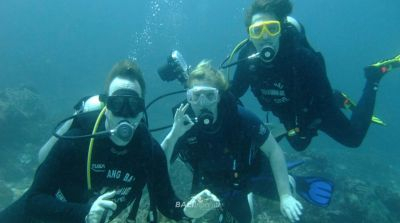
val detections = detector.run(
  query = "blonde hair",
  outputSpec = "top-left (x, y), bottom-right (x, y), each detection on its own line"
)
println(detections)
top-left (187, 60), bottom-right (229, 91)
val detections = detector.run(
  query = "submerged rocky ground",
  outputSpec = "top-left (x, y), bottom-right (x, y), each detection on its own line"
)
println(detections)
top-left (1, 86), bottom-right (399, 222)
top-left (0, 86), bottom-right (49, 210)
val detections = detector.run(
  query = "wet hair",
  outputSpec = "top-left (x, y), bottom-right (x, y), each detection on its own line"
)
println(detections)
top-left (187, 60), bottom-right (229, 91)
top-left (245, 0), bottom-right (293, 29)
top-left (104, 60), bottom-right (146, 97)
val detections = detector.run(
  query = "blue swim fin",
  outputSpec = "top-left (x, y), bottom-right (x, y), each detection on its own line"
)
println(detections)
top-left (293, 176), bottom-right (334, 207)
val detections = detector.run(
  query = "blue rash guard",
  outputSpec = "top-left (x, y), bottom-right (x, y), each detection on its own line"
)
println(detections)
top-left (172, 95), bottom-right (277, 223)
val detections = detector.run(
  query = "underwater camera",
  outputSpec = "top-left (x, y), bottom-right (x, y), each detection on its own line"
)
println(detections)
top-left (157, 50), bottom-right (189, 85)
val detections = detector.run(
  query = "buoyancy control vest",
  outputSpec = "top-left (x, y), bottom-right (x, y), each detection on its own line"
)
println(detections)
top-left (173, 93), bottom-right (265, 195)
top-left (240, 20), bottom-right (327, 138)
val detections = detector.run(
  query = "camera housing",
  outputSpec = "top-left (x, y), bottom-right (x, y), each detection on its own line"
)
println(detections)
top-left (157, 50), bottom-right (189, 85)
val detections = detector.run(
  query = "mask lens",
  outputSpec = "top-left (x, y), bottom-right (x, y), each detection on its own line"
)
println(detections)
top-left (189, 91), bottom-right (201, 103)
top-left (266, 22), bottom-right (280, 36)
top-left (127, 97), bottom-right (144, 116)
top-left (250, 24), bottom-right (264, 38)
top-left (187, 87), bottom-right (218, 105)
top-left (107, 96), bottom-right (124, 112)
top-left (204, 91), bottom-right (217, 101)
top-left (107, 95), bottom-right (144, 117)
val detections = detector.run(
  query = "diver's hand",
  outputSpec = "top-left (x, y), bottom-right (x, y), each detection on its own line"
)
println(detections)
top-left (86, 191), bottom-right (117, 223)
top-left (280, 194), bottom-right (303, 222)
top-left (364, 65), bottom-right (384, 83)
top-left (172, 103), bottom-right (194, 138)
top-left (183, 189), bottom-right (220, 219)
top-left (265, 122), bottom-right (287, 138)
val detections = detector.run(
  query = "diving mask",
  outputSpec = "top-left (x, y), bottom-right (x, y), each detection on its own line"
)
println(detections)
top-left (249, 20), bottom-right (281, 39)
top-left (103, 90), bottom-right (145, 118)
top-left (187, 86), bottom-right (219, 106)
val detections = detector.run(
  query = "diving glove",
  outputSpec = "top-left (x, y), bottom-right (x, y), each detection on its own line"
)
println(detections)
top-left (86, 191), bottom-right (117, 223)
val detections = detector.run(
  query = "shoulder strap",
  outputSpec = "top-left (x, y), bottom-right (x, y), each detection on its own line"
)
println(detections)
top-left (125, 125), bottom-right (158, 222)
top-left (143, 128), bottom-right (158, 223)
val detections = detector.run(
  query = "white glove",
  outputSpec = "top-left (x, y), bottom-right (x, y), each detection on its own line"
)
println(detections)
top-left (265, 122), bottom-right (288, 138)
top-left (86, 191), bottom-right (117, 223)
top-left (183, 189), bottom-right (221, 219)
top-left (280, 194), bottom-right (303, 222)
top-left (171, 103), bottom-right (195, 138)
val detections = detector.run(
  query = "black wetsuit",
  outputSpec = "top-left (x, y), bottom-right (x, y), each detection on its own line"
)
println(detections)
top-left (0, 110), bottom-right (185, 223)
top-left (230, 25), bottom-right (377, 151)
top-left (172, 95), bottom-right (278, 223)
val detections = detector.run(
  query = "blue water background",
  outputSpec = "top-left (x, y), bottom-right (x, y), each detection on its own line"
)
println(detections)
top-left (1, 0), bottom-right (399, 197)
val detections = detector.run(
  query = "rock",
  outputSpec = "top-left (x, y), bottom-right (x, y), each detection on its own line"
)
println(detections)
top-left (0, 181), bottom-right (14, 210)
top-left (375, 186), bottom-right (400, 221)
top-left (0, 86), bottom-right (46, 143)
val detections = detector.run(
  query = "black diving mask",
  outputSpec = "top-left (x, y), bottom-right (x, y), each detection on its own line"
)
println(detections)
top-left (102, 90), bottom-right (145, 118)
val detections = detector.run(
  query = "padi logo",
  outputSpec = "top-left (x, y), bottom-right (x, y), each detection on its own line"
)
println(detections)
top-left (91, 163), bottom-right (106, 172)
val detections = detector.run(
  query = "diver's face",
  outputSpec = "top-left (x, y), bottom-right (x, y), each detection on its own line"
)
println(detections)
top-left (187, 80), bottom-right (220, 122)
top-left (105, 77), bottom-right (144, 146)
top-left (249, 13), bottom-right (281, 56)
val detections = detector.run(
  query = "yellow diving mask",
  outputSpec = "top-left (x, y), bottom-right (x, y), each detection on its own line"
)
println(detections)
top-left (248, 20), bottom-right (281, 39)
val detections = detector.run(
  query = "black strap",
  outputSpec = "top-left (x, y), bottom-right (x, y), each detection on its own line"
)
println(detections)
top-left (146, 135), bottom-right (158, 223)
top-left (126, 191), bottom-right (143, 221)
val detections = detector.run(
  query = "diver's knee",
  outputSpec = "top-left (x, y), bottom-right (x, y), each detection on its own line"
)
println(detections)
top-left (344, 140), bottom-right (362, 148)
top-left (340, 136), bottom-right (363, 148)
top-left (287, 135), bottom-right (311, 151)
top-left (290, 140), bottom-right (309, 151)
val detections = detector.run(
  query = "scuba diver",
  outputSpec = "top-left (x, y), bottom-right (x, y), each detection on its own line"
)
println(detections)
top-left (0, 60), bottom-right (219, 223)
top-left (161, 60), bottom-right (333, 223)
top-left (223, 0), bottom-right (400, 151)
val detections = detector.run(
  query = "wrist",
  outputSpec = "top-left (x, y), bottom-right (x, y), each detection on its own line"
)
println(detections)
top-left (169, 126), bottom-right (184, 139)
top-left (279, 193), bottom-right (292, 201)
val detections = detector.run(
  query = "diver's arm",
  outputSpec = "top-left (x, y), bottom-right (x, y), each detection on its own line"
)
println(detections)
top-left (161, 103), bottom-right (194, 168)
top-left (229, 45), bottom-right (254, 98)
top-left (38, 95), bottom-right (102, 164)
top-left (230, 61), bottom-right (251, 98)
top-left (161, 131), bottom-right (180, 168)
top-left (260, 133), bottom-right (291, 198)
top-left (28, 138), bottom-right (91, 222)
top-left (260, 133), bottom-right (303, 222)
top-left (38, 119), bottom-right (73, 163)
